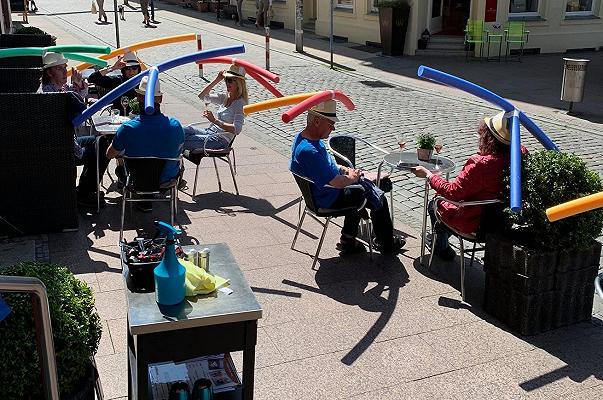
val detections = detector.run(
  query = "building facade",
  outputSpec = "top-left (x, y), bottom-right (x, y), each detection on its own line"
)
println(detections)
top-left (241, 0), bottom-right (603, 55)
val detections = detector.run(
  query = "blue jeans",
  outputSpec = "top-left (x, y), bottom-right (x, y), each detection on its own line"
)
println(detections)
top-left (428, 199), bottom-right (451, 252)
top-left (183, 125), bottom-right (229, 152)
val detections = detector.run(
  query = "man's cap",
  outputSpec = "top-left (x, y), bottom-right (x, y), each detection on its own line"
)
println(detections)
top-left (135, 75), bottom-right (163, 96)
top-left (223, 64), bottom-right (246, 80)
top-left (42, 52), bottom-right (68, 69)
top-left (309, 100), bottom-right (339, 123)
top-left (484, 111), bottom-right (511, 145)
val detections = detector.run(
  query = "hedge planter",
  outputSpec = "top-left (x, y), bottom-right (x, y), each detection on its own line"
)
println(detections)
top-left (484, 234), bottom-right (601, 335)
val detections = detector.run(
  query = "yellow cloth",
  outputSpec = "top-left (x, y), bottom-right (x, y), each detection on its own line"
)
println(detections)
top-left (180, 260), bottom-right (229, 297)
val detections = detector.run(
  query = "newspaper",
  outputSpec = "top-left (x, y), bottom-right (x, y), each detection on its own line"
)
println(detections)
top-left (149, 353), bottom-right (240, 400)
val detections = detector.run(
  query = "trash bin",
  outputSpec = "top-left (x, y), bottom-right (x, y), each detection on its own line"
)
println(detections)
top-left (561, 58), bottom-right (589, 112)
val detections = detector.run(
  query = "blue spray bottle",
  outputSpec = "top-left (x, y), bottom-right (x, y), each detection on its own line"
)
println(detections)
top-left (154, 221), bottom-right (186, 306)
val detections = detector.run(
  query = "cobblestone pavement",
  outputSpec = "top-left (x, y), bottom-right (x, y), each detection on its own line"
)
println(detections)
top-left (33, 0), bottom-right (603, 230)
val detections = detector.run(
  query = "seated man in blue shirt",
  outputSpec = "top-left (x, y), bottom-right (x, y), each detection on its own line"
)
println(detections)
top-left (106, 76), bottom-right (184, 211)
top-left (290, 100), bottom-right (405, 254)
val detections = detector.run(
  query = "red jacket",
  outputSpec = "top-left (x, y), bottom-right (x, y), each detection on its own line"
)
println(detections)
top-left (428, 151), bottom-right (517, 235)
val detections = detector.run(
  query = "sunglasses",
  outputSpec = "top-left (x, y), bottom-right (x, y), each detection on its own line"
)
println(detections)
top-left (224, 77), bottom-right (234, 84)
top-left (123, 66), bottom-right (140, 71)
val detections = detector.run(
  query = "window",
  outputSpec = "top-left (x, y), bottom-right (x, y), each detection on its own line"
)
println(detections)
top-left (566, 0), bottom-right (594, 13)
top-left (509, 0), bottom-right (539, 14)
top-left (337, 0), bottom-right (353, 9)
top-left (369, 0), bottom-right (378, 13)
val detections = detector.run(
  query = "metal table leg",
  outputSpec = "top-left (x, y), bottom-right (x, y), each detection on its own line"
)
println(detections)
top-left (420, 179), bottom-right (429, 266)
top-left (96, 136), bottom-right (101, 213)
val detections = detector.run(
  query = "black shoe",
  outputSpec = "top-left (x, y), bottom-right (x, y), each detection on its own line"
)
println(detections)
top-left (434, 246), bottom-right (456, 261)
top-left (377, 235), bottom-right (406, 255)
top-left (336, 236), bottom-right (366, 254)
top-left (136, 201), bottom-right (153, 212)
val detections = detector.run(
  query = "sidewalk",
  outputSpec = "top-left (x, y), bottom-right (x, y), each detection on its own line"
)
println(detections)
top-left (10, 3), bottom-right (603, 399)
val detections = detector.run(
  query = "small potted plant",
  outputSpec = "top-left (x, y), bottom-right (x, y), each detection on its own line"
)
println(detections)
top-left (416, 132), bottom-right (436, 161)
top-left (128, 98), bottom-right (141, 118)
top-left (485, 150), bottom-right (603, 335)
top-left (0, 262), bottom-right (102, 398)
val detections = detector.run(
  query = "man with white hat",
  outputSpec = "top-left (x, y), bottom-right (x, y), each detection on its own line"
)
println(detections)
top-left (290, 100), bottom-right (405, 255)
top-left (88, 51), bottom-right (142, 115)
top-left (106, 76), bottom-right (184, 212)
top-left (38, 52), bottom-right (87, 99)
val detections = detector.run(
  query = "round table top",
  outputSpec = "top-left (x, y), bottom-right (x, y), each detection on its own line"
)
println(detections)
top-left (383, 151), bottom-right (455, 175)
top-left (91, 114), bottom-right (131, 134)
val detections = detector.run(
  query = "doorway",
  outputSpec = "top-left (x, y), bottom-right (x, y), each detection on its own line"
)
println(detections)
top-left (303, 0), bottom-right (317, 31)
top-left (441, 0), bottom-right (471, 35)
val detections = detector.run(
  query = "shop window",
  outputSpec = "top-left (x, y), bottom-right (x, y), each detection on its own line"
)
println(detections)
top-left (369, 0), bottom-right (378, 13)
top-left (566, 0), bottom-right (594, 14)
top-left (337, 0), bottom-right (353, 9)
top-left (509, 0), bottom-right (539, 15)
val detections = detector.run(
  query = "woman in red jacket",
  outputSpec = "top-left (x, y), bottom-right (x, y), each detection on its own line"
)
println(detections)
top-left (412, 111), bottom-right (526, 261)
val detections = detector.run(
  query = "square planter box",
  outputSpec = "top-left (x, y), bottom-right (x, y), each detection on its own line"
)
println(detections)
top-left (484, 234), bottom-right (601, 335)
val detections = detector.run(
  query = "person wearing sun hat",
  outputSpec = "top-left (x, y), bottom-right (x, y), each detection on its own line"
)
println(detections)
top-left (88, 51), bottom-right (142, 115)
top-left (106, 76), bottom-right (184, 211)
top-left (290, 100), bottom-right (406, 255)
top-left (412, 111), bottom-right (528, 261)
top-left (38, 52), bottom-right (88, 99)
top-left (182, 64), bottom-right (249, 153)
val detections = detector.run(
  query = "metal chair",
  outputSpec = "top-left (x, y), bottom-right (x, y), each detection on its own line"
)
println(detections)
top-left (464, 19), bottom-right (486, 61)
top-left (119, 156), bottom-right (181, 241)
top-left (291, 173), bottom-right (373, 270)
top-left (327, 134), bottom-right (395, 224)
top-left (182, 124), bottom-right (239, 198)
top-left (427, 196), bottom-right (504, 302)
top-left (504, 21), bottom-right (530, 62)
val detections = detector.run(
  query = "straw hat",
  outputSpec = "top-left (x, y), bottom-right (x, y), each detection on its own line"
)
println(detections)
top-left (309, 100), bottom-right (339, 123)
top-left (42, 52), bottom-right (68, 69)
top-left (484, 111), bottom-right (511, 145)
top-left (223, 64), bottom-right (246, 80)
top-left (135, 75), bottom-right (163, 96)
top-left (122, 51), bottom-right (140, 67)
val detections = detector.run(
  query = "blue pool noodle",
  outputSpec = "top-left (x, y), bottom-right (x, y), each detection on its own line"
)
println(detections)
top-left (144, 67), bottom-right (160, 115)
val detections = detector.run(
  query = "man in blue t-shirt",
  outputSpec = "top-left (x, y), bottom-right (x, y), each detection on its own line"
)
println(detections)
top-left (107, 76), bottom-right (184, 211)
top-left (290, 100), bottom-right (404, 254)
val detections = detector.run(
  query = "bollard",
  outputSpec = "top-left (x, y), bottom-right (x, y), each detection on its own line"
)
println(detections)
top-left (265, 27), bottom-right (270, 71)
top-left (196, 33), bottom-right (204, 78)
top-left (561, 58), bottom-right (589, 114)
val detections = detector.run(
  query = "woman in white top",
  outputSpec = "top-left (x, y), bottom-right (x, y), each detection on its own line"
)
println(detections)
top-left (183, 64), bottom-right (248, 152)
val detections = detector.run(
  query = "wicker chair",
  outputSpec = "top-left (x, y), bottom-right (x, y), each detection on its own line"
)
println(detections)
top-left (0, 92), bottom-right (78, 236)
top-left (0, 68), bottom-right (43, 93)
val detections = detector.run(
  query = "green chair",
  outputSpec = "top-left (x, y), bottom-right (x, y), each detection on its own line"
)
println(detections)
top-left (504, 21), bottom-right (530, 61)
top-left (464, 19), bottom-right (486, 61)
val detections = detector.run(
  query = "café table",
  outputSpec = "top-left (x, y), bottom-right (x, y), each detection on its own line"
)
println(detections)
top-left (91, 113), bottom-right (130, 212)
top-left (123, 243), bottom-right (263, 400)
top-left (379, 151), bottom-right (455, 265)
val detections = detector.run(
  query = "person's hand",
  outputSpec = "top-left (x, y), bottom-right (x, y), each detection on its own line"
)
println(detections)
top-left (71, 68), bottom-right (87, 90)
top-left (412, 166), bottom-right (431, 179)
top-left (203, 110), bottom-right (216, 123)
top-left (111, 57), bottom-right (126, 71)
top-left (348, 168), bottom-right (362, 183)
top-left (216, 70), bottom-right (225, 81)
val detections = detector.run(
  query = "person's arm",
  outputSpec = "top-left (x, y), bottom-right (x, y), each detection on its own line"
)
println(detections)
top-left (328, 173), bottom-right (360, 189)
top-left (415, 157), bottom-right (484, 201)
top-left (197, 70), bottom-right (225, 100)
top-left (205, 99), bottom-right (245, 135)
top-left (106, 125), bottom-right (126, 159)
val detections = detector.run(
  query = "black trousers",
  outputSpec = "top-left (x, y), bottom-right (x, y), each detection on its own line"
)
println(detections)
top-left (330, 187), bottom-right (394, 247)
top-left (76, 136), bottom-right (110, 195)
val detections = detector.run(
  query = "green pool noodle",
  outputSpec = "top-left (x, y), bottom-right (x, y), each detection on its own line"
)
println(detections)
top-left (0, 47), bottom-right (44, 59)
top-left (62, 53), bottom-right (108, 67)
top-left (46, 45), bottom-right (111, 54)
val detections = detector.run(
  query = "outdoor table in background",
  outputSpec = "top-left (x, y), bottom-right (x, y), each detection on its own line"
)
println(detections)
top-left (91, 113), bottom-right (130, 211)
top-left (381, 151), bottom-right (455, 265)
top-left (123, 243), bottom-right (263, 400)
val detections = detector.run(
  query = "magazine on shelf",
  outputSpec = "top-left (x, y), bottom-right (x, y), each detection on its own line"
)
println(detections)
top-left (149, 353), bottom-right (241, 400)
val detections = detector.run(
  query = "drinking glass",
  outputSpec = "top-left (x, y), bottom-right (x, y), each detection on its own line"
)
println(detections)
top-left (434, 143), bottom-right (443, 169)
top-left (120, 96), bottom-right (129, 116)
top-left (397, 135), bottom-right (407, 163)
top-left (110, 109), bottom-right (120, 124)
top-left (203, 96), bottom-right (211, 111)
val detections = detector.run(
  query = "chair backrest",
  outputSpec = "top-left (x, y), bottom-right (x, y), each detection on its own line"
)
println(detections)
top-left (505, 21), bottom-right (526, 39)
top-left (329, 135), bottom-right (356, 167)
top-left (466, 19), bottom-right (484, 40)
top-left (123, 157), bottom-right (168, 192)
top-left (292, 173), bottom-right (319, 213)
top-left (476, 200), bottom-right (507, 240)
